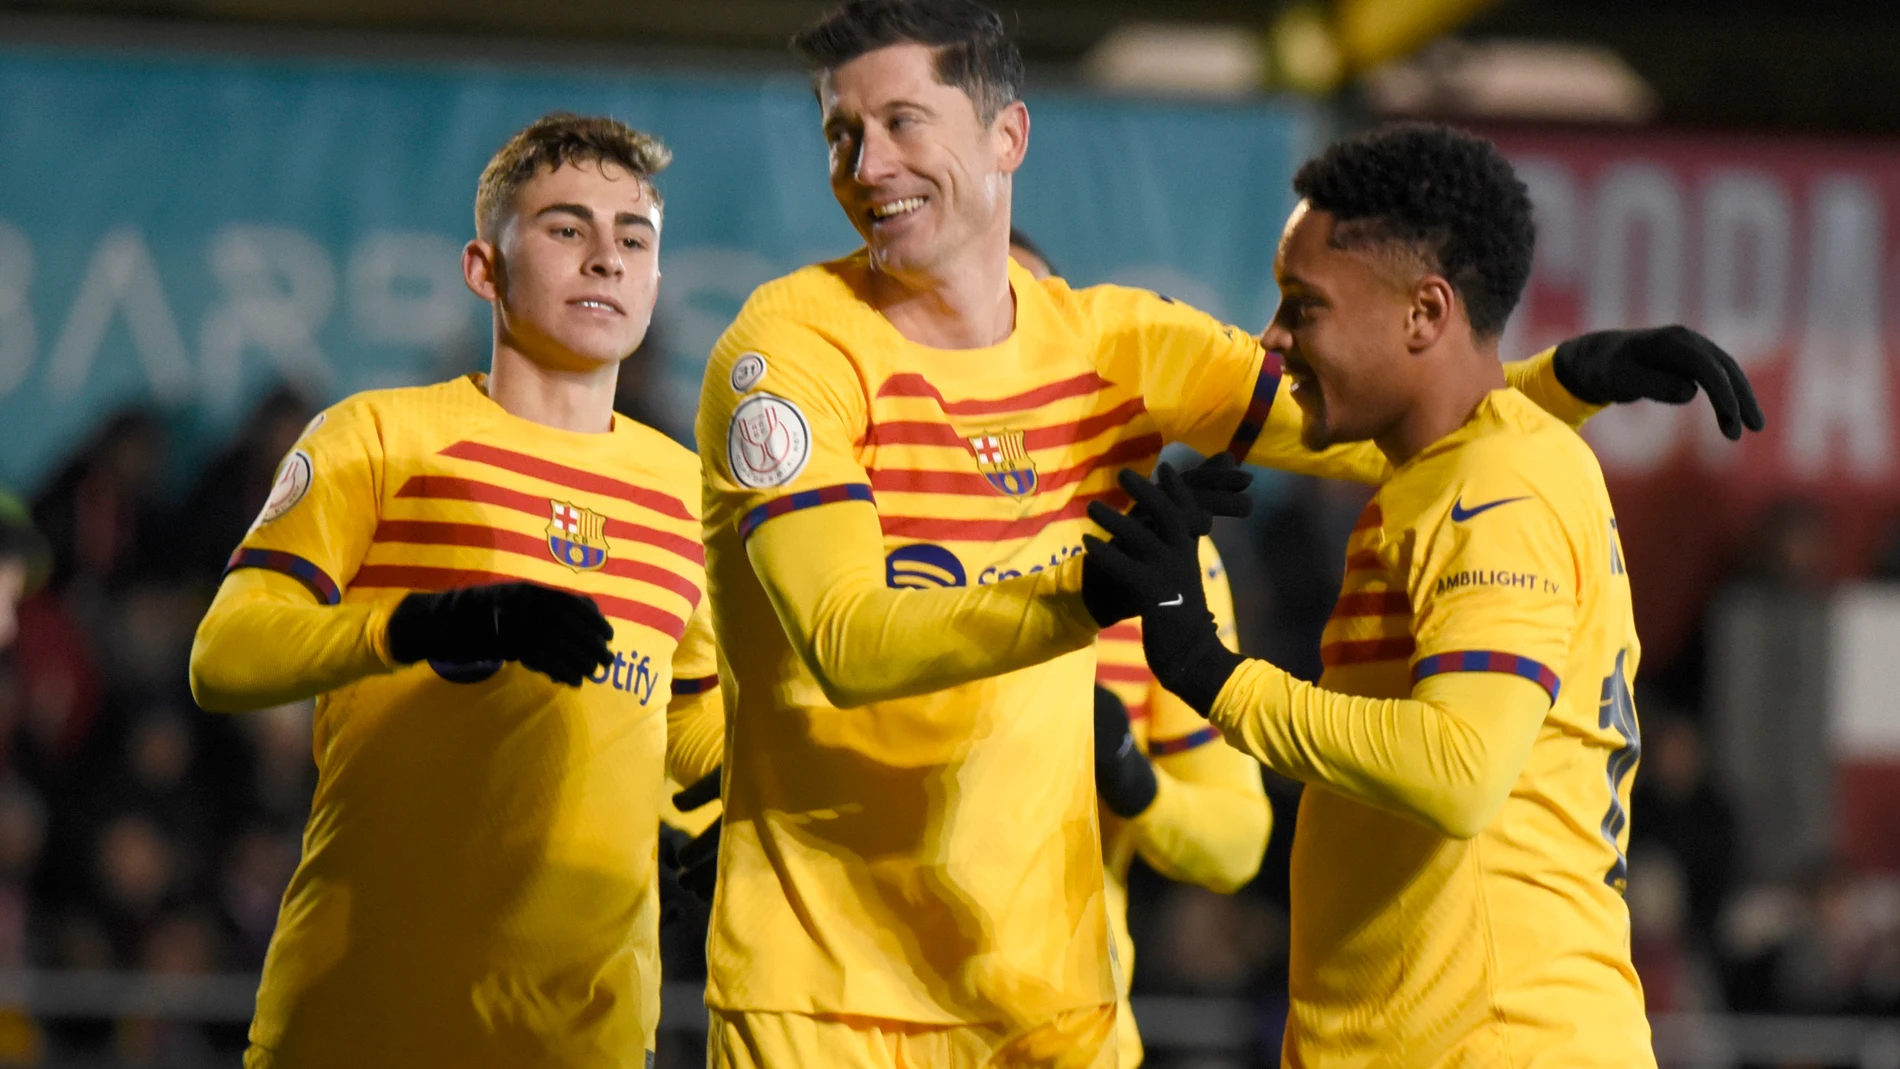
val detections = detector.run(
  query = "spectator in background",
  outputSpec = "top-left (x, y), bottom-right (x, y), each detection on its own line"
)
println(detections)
top-left (1705, 498), bottom-right (1837, 882)
top-left (1631, 713), bottom-right (1739, 949)
top-left (29, 410), bottom-right (170, 596)
top-left (0, 489), bottom-right (51, 652)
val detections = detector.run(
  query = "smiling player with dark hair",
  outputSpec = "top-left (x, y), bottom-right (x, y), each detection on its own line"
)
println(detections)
top-left (1088, 122), bottom-right (1678, 1068)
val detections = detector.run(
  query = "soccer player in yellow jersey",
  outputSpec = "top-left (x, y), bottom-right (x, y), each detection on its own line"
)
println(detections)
top-left (1012, 230), bottom-right (1273, 1068)
top-left (187, 114), bottom-right (724, 1068)
top-left (694, 3), bottom-right (1760, 1065)
top-left (1084, 124), bottom-right (1762, 1067)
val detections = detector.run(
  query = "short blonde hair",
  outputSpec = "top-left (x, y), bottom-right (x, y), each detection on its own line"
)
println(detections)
top-left (473, 112), bottom-right (672, 241)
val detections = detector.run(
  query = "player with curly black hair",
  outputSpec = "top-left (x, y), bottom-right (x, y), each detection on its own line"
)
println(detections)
top-left (1085, 122), bottom-right (1668, 1066)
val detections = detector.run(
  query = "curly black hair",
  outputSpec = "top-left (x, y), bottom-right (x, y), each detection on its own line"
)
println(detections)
top-left (1292, 122), bottom-right (1534, 338)
top-left (792, 0), bottom-right (1023, 124)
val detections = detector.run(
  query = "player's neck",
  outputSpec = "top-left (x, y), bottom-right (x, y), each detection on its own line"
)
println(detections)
top-left (869, 236), bottom-right (1015, 350)
top-left (485, 344), bottom-right (619, 434)
top-left (1375, 342), bottom-right (1506, 467)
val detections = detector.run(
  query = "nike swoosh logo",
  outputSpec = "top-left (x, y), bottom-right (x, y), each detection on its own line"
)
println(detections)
top-left (1450, 495), bottom-right (1531, 522)
top-left (1157, 594), bottom-right (1185, 607)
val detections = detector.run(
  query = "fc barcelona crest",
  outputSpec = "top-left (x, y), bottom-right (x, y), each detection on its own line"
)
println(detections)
top-left (970, 430), bottom-right (1038, 498)
top-left (547, 500), bottom-right (610, 572)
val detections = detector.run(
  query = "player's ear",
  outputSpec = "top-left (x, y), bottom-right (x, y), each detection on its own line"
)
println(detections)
top-left (464, 238), bottom-right (501, 302)
top-left (1407, 274), bottom-right (1456, 353)
top-left (992, 100), bottom-right (1029, 175)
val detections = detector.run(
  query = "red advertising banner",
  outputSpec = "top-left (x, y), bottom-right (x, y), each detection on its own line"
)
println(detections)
top-left (1482, 127), bottom-right (1900, 661)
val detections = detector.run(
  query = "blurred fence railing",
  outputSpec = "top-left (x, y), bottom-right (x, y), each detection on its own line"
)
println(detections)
top-left (2, 972), bottom-right (1897, 1067)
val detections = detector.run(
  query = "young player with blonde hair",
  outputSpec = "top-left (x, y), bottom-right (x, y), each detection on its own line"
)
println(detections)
top-left (190, 112), bottom-right (722, 1069)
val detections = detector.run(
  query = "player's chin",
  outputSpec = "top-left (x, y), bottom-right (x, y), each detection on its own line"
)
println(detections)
top-left (1293, 392), bottom-right (1331, 451)
top-left (555, 322), bottom-right (647, 365)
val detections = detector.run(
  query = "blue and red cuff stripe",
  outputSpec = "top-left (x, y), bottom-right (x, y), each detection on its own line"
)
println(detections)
top-left (1147, 725), bottom-right (1221, 756)
top-left (1223, 352), bottom-right (1283, 462)
top-left (671, 674), bottom-right (720, 696)
top-left (738, 483), bottom-right (875, 540)
top-left (224, 548), bottom-right (342, 606)
top-left (1412, 650), bottom-right (1561, 702)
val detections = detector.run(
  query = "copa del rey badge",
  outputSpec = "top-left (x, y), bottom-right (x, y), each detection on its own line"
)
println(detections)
top-left (970, 430), bottom-right (1037, 497)
top-left (727, 394), bottom-right (811, 489)
top-left (547, 500), bottom-right (610, 572)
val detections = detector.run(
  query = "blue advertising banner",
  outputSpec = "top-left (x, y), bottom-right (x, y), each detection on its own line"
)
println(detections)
top-left (0, 45), bottom-right (1314, 489)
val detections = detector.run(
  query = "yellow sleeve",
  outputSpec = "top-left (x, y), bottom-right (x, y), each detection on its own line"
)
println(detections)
top-left (190, 401), bottom-right (398, 712)
top-left (746, 503), bottom-right (1099, 708)
top-left (665, 598), bottom-right (725, 787)
top-left (1504, 347), bottom-right (1602, 430)
top-left (696, 295), bottom-right (874, 546)
top-left (226, 398), bottom-right (383, 594)
top-left (1129, 539), bottom-right (1269, 892)
top-left (1206, 461), bottom-right (1580, 838)
top-left (1207, 666), bottom-right (1548, 839)
top-left (190, 567), bottom-right (397, 712)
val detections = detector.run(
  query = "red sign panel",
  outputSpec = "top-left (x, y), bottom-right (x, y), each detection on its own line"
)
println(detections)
top-left (1482, 126), bottom-right (1900, 659)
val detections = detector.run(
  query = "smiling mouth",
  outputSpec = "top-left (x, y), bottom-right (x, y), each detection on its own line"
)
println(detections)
top-left (570, 297), bottom-right (624, 314)
top-left (869, 196), bottom-right (926, 224)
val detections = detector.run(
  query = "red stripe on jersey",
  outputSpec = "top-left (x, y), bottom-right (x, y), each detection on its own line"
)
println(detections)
top-left (1024, 399), bottom-right (1147, 450)
top-left (351, 565), bottom-right (687, 640)
top-left (878, 489), bottom-right (1129, 543)
top-left (864, 399), bottom-right (1148, 451)
top-left (876, 371), bottom-right (1112, 415)
top-left (438, 441), bottom-right (693, 522)
top-left (1095, 663), bottom-right (1153, 684)
top-left (1329, 590), bottom-right (1411, 618)
top-left (396, 476), bottom-right (704, 565)
top-left (1320, 636), bottom-right (1417, 668)
top-left (1345, 549), bottom-right (1384, 573)
top-left (1352, 501), bottom-right (1384, 532)
top-left (867, 435), bottom-right (1162, 497)
top-left (1100, 622), bottom-right (1142, 642)
top-left (371, 520), bottom-right (702, 607)
top-left (1126, 702), bottom-right (1150, 722)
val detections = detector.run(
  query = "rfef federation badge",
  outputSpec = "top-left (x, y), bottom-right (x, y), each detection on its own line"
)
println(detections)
top-left (547, 500), bottom-right (610, 572)
top-left (970, 430), bottom-right (1037, 497)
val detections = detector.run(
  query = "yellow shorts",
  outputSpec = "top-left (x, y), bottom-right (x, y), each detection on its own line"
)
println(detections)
top-left (707, 1004), bottom-right (1118, 1069)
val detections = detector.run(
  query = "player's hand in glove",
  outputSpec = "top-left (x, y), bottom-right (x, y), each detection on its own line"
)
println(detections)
top-left (385, 582), bottom-right (613, 686)
top-left (1084, 465), bottom-right (1244, 716)
top-left (1552, 325), bottom-right (1766, 440)
top-left (670, 769), bottom-right (723, 903)
top-left (1081, 453), bottom-right (1253, 627)
top-left (1094, 685), bottom-right (1158, 818)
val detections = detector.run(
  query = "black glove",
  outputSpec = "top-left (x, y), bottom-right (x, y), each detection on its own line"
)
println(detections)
top-left (1551, 326), bottom-right (1766, 441)
top-left (669, 769), bottom-right (722, 903)
top-left (1093, 685), bottom-right (1158, 818)
top-left (385, 582), bottom-right (613, 686)
top-left (1081, 453), bottom-right (1254, 627)
top-left (1084, 466), bottom-right (1244, 716)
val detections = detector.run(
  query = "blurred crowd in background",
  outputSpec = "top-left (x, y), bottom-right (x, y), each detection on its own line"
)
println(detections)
top-left (2, 363), bottom-right (1898, 1067)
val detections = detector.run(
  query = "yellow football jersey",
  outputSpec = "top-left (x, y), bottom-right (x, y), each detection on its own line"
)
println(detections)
top-left (1097, 539), bottom-right (1268, 1068)
top-left (227, 374), bottom-right (716, 1068)
top-left (1290, 388), bottom-right (1649, 1067)
top-left (695, 253), bottom-right (1357, 1027)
